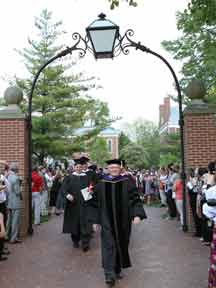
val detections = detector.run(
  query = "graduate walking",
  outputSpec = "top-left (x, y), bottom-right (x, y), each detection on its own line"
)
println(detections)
top-left (63, 159), bottom-right (93, 252)
top-left (93, 159), bottom-right (147, 287)
top-left (80, 156), bottom-right (99, 185)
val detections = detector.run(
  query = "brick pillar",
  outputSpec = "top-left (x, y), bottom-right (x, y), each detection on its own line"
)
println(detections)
top-left (184, 99), bottom-right (216, 231)
top-left (0, 87), bottom-right (29, 237)
top-left (184, 102), bottom-right (216, 170)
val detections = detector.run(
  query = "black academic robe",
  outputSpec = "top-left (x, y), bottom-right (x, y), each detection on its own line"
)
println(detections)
top-left (94, 175), bottom-right (147, 269)
top-left (84, 170), bottom-right (99, 185)
top-left (63, 173), bottom-right (91, 236)
top-left (50, 178), bottom-right (62, 207)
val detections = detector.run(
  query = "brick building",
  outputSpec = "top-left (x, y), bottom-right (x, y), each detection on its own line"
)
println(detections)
top-left (99, 127), bottom-right (120, 158)
top-left (159, 96), bottom-right (179, 136)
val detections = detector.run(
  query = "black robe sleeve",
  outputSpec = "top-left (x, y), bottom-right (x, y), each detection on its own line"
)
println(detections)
top-left (60, 176), bottom-right (71, 196)
top-left (128, 178), bottom-right (147, 220)
top-left (87, 184), bottom-right (100, 224)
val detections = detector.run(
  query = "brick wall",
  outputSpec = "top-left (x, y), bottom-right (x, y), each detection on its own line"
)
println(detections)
top-left (0, 119), bottom-right (29, 237)
top-left (159, 97), bottom-right (171, 128)
top-left (184, 108), bottom-right (216, 231)
top-left (164, 97), bottom-right (170, 124)
top-left (184, 113), bottom-right (216, 169)
top-left (105, 136), bottom-right (119, 159)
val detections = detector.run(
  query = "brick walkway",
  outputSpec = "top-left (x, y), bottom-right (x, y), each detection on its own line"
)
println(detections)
top-left (0, 207), bottom-right (209, 288)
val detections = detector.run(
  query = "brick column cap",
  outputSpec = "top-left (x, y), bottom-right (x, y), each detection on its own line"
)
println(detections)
top-left (184, 102), bottom-right (216, 115)
top-left (0, 105), bottom-right (26, 119)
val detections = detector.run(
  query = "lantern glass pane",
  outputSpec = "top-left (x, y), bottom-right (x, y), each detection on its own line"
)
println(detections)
top-left (89, 28), bottom-right (116, 53)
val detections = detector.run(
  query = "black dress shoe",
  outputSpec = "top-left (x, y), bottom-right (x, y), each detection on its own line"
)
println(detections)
top-left (82, 246), bottom-right (90, 252)
top-left (2, 250), bottom-right (10, 256)
top-left (0, 255), bottom-right (8, 262)
top-left (105, 279), bottom-right (115, 287)
top-left (82, 243), bottom-right (90, 252)
top-left (73, 242), bottom-right (79, 249)
top-left (116, 272), bottom-right (123, 280)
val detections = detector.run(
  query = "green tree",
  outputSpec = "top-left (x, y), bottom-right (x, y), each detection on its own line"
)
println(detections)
top-left (15, 9), bottom-right (112, 163)
top-left (88, 137), bottom-right (111, 166)
top-left (162, 0), bottom-right (216, 102)
top-left (160, 132), bottom-right (180, 167)
top-left (109, 0), bottom-right (138, 9)
top-left (121, 119), bottom-right (160, 168)
top-left (133, 120), bottom-right (160, 168)
top-left (120, 142), bottom-right (149, 169)
top-left (119, 132), bottom-right (131, 152)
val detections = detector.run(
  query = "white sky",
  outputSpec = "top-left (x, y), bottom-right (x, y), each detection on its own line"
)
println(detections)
top-left (0, 0), bottom-right (189, 127)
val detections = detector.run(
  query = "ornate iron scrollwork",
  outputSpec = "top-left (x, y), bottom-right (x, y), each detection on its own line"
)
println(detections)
top-left (113, 29), bottom-right (152, 58)
top-left (55, 32), bottom-right (93, 59)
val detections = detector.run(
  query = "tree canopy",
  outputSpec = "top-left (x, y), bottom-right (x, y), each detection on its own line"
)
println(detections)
top-left (15, 9), bottom-right (112, 163)
top-left (88, 137), bottom-right (111, 166)
top-left (109, 0), bottom-right (138, 9)
top-left (162, 0), bottom-right (216, 102)
top-left (159, 132), bottom-right (180, 167)
top-left (120, 119), bottom-right (160, 169)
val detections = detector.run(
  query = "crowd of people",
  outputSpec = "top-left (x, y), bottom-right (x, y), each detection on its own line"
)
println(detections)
top-left (0, 161), bottom-right (22, 262)
top-left (156, 161), bottom-right (216, 287)
top-left (154, 161), bottom-right (216, 240)
top-left (187, 162), bottom-right (216, 287)
top-left (2, 156), bottom-right (216, 287)
top-left (0, 160), bottom-right (67, 262)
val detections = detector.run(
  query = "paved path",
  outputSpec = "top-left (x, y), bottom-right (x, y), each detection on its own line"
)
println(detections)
top-left (0, 207), bottom-right (209, 288)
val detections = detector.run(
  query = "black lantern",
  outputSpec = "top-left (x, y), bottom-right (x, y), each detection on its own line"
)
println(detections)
top-left (86, 13), bottom-right (119, 59)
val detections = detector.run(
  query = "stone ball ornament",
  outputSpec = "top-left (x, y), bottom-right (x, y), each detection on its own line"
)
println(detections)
top-left (186, 79), bottom-right (206, 100)
top-left (4, 86), bottom-right (23, 105)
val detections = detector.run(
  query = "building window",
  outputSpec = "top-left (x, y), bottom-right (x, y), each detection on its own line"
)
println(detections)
top-left (107, 139), bottom-right (112, 153)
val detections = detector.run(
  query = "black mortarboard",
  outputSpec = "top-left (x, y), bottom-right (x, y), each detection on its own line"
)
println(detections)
top-left (73, 159), bottom-right (82, 166)
top-left (106, 159), bottom-right (122, 166)
top-left (80, 156), bottom-right (90, 164)
top-left (88, 164), bottom-right (98, 171)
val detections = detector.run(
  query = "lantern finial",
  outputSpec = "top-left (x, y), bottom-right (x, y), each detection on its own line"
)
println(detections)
top-left (98, 13), bottom-right (106, 20)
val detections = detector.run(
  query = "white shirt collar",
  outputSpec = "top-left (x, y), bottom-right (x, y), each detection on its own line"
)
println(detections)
top-left (72, 172), bottom-right (86, 176)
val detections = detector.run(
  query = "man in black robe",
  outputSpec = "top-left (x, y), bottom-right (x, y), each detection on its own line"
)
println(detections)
top-left (92, 159), bottom-right (147, 287)
top-left (63, 159), bottom-right (93, 252)
top-left (80, 156), bottom-right (99, 185)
